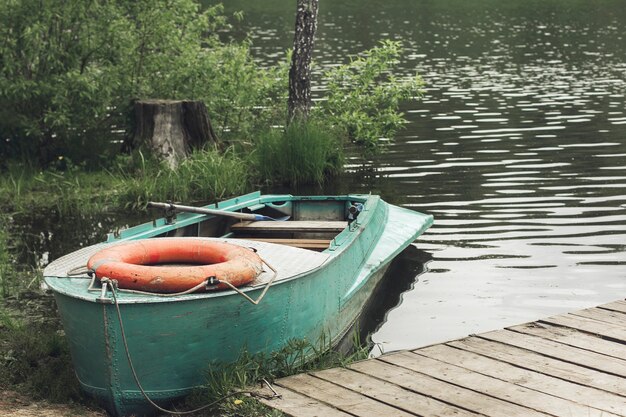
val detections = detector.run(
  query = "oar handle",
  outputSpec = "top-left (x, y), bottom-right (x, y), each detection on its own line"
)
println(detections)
top-left (147, 201), bottom-right (259, 221)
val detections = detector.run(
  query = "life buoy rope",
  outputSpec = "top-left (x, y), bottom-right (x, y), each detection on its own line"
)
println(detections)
top-left (86, 238), bottom-right (263, 293)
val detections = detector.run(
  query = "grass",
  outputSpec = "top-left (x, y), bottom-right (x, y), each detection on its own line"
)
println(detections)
top-left (0, 294), bottom-right (371, 417)
top-left (186, 332), bottom-right (370, 416)
top-left (0, 126), bottom-right (351, 415)
top-left (0, 300), bottom-right (84, 404)
top-left (253, 121), bottom-right (344, 187)
top-left (114, 148), bottom-right (253, 210)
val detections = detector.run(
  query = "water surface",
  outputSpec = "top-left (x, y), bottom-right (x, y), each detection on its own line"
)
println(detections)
top-left (225, 0), bottom-right (626, 351)
top-left (13, 1), bottom-right (625, 355)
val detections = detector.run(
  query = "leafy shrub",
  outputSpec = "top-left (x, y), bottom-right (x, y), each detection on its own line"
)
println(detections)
top-left (0, 0), bottom-right (286, 167)
top-left (316, 40), bottom-right (424, 152)
top-left (253, 121), bottom-right (344, 187)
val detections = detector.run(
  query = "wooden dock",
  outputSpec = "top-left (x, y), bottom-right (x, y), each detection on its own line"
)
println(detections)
top-left (258, 299), bottom-right (626, 416)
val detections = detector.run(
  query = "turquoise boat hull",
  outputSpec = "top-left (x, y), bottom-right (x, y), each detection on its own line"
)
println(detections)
top-left (44, 192), bottom-right (433, 416)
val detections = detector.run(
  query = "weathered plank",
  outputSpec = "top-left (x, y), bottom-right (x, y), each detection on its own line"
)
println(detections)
top-left (313, 367), bottom-right (477, 417)
top-left (478, 329), bottom-right (626, 377)
top-left (541, 313), bottom-right (626, 342)
top-left (231, 220), bottom-right (347, 233)
top-left (242, 238), bottom-right (331, 250)
top-left (508, 322), bottom-right (626, 359)
top-left (256, 385), bottom-right (354, 417)
top-left (447, 337), bottom-right (626, 396)
top-left (416, 344), bottom-right (626, 416)
top-left (570, 307), bottom-right (626, 327)
top-left (260, 299), bottom-right (626, 417)
top-left (351, 357), bottom-right (550, 417)
top-left (599, 300), bottom-right (626, 314)
top-left (380, 350), bottom-right (617, 417)
top-left (277, 373), bottom-right (415, 417)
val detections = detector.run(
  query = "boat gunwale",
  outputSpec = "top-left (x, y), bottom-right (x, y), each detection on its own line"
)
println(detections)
top-left (43, 193), bottom-right (380, 304)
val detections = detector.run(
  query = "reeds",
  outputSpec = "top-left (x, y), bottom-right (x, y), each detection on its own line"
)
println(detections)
top-left (116, 148), bottom-right (252, 209)
top-left (253, 121), bottom-right (344, 187)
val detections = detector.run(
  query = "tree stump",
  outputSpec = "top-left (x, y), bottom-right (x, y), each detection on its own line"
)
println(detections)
top-left (130, 100), bottom-right (219, 168)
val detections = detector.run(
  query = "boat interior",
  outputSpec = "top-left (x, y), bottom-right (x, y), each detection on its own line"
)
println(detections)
top-left (156, 198), bottom-right (361, 252)
top-left (44, 197), bottom-right (368, 293)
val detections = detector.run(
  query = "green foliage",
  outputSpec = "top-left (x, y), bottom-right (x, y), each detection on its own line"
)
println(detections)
top-left (0, 219), bottom-right (13, 298)
top-left (317, 40), bottom-right (424, 152)
top-left (116, 148), bottom-right (252, 209)
top-left (253, 121), bottom-right (344, 187)
top-left (0, 0), bottom-right (286, 166)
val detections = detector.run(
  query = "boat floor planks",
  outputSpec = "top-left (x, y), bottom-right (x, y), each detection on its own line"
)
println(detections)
top-left (259, 298), bottom-right (626, 417)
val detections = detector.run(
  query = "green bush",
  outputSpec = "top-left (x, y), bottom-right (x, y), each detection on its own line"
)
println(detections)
top-left (253, 121), bottom-right (344, 187)
top-left (0, 0), bottom-right (286, 167)
top-left (316, 40), bottom-right (424, 152)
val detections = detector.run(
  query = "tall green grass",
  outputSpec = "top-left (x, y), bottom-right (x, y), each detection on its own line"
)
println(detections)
top-left (0, 162), bottom-right (112, 216)
top-left (193, 332), bottom-right (369, 416)
top-left (116, 148), bottom-right (252, 209)
top-left (254, 121), bottom-right (344, 187)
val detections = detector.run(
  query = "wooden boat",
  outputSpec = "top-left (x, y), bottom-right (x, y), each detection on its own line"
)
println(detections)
top-left (43, 191), bottom-right (433, 416)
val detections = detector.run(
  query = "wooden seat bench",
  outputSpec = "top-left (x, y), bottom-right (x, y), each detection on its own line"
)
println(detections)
top-left (230, 220), bottom-right (348, 234)
top-left (242, 238), bottom-right (331, 250)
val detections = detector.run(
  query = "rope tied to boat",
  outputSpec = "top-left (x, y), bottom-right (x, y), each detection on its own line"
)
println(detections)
top-left (102, 277), bottom-right (282, 415)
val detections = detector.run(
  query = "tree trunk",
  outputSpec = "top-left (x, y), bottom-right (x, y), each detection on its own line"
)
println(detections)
top-left (129, 100), bottom-right (218, 168)
top-left (287, 0), bottom-right (319, 124)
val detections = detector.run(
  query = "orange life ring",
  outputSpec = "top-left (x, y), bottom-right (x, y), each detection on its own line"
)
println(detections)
top-left (86, 238), bottom-right (263, 293)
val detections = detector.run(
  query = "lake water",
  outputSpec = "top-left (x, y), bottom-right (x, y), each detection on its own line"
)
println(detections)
top-left (224, 0), bottom-right (626, 352)
top-left (13, 1), bottom-right (625, 355)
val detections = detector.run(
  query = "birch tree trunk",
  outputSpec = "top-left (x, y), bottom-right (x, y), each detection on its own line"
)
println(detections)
top-left (287, 0), bottom-right (319, 123)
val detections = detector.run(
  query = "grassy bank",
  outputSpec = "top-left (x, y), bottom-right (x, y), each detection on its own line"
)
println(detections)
top-left (0, 288), bottom-right (369, 416)
top-left (0, 122), bottom-right (352, 416)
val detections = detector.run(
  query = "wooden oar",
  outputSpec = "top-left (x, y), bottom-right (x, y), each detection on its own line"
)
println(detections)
top-left (147, 201), bottom-right (289, 221)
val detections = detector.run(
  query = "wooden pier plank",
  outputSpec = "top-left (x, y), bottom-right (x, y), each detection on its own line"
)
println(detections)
top-left (569, 307), bottom-right (626, 327)
top-left (256, 385), bottom-right (354, 417)
top-left (415, 344), bottom-right (626, 416)
top-left (541, 313), bottom-right (626, 342)
top-left (599, 300), bottom-right (626, 314)
top-left (351, 357), bottom-right (550, 417)
top-left (260, 299), bottom-right (626, 417)
top-left (313, 367), bottom-right (478, 417)
top-left (447, 336), bottom-right (626, 396)
top-left (508, 322), bottom-right (626, 359)
top-left (380, 350), bottom-right (617, 417)
top-left (276, 373), bottom-right (416, 417)
top-left (478, 329), bottom-right (626, 377)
